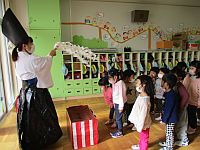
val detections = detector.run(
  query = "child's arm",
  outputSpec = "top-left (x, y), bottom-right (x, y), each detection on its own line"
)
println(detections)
top-left (162, 93), bottom-right (176, 123)
top-left (137, 100), bottom-right (148, 132)
top-left (183, 74), bottom-right (190, 90)
top-left (118, 81), bottom-right (126, 111)
top-left (107, 87), bottom-right (114, 108)
top-left (178, 84), bottom-right (189, 110)
top-left (197, 79), bottom-right (200, 108)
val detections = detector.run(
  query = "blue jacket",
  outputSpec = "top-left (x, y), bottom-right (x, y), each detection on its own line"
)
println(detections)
top-left (162, 89), bottom-right (179, 123)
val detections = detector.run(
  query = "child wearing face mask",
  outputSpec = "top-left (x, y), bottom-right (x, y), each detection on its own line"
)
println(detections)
top-left (159, 74), bottom-right (179, 150)
top-left (108, 68), bottom-right (127, 138)
top-left (98, 76), bottom-right (116, 128)
top-left (155, 68), bottom-right (169, 121)
top-left (129, 75), bottom-right (154, 150)
top-left (173, 69), bottom-right (189, 146)
top-left (183, 60), bottom-right (200, 135)
top-left (122, 69), bottom-right (137, 129)
top-left (149, 67), bottom-right (159, 113)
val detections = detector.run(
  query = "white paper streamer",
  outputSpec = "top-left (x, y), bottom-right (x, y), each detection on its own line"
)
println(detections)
top-left (55, 42), bottom-right (98, 66)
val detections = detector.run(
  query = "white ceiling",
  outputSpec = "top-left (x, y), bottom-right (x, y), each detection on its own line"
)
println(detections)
top-left (72, 0), bottom-right (200, 7)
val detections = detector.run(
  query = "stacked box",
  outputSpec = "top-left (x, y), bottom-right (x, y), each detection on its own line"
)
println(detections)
top-left (66, 105), bottom-right (98, 149)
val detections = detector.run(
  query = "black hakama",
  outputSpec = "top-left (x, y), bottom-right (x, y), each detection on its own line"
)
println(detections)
top-left (17, 81), bottom-right (62, 149)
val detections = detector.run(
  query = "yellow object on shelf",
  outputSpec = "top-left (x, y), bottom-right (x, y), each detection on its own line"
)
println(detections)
top-left (92, 64), bottom-right (97, 74)
top-left (147, 62), bottom-right (151, 71)
top-left (82, 64), bottom-right (87, 74)
top-left (100, 64), bottom-right (105, 73)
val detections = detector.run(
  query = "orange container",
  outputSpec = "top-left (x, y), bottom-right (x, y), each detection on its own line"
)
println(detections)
top-left (156, 40), bottom-right (173, 49)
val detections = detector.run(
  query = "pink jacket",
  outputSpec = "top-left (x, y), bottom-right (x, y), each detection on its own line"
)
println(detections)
top-left (102, 87), bottom-right (113, 108)
top-left (112, 80), bottom-right (127, 110)
top-left (183, 75), bottom-right (200, 107)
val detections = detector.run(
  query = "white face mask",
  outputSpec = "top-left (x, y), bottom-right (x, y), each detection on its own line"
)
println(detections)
top-left (136, 86), bottom-right (142, 93)
top-left (158, 73), bottom-right (164, 79)
top-left (100, 86), bottom-right (105, 91)
top-left (109, 79), bottom-right (115, 84)
top-left (28, 44), bottom-right (35, 54)
top-left (189, 69), bottom-right (195, 76)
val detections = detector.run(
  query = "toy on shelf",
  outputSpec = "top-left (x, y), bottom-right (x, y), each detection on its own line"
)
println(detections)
top-left (100, 54), bottom-right (107, 62)
top-left (91, 63), bottom-right (98, 78)
top-left (83, 64), bottom-right (90, 79)
top-left (74, 71), bottom-right (81, 80)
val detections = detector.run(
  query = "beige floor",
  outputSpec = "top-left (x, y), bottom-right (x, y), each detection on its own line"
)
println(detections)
top-left (0, 97), bottom-right (200, 150)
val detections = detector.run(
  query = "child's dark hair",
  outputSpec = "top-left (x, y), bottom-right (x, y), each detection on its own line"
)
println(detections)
top-left (160, 67), bottom-right (169, 74)
top-left (190, 60), bottom-right (200, 78)
top-left (177, 61), bottom-right (187, 71)
top-left (123, 69), bottom-right (135, 80)
top-left (137, 75), bottom-right (155, 98)
top-left (108, 68), bottom-right (120, 79)
top-left (150, 67), bottom-right (159, 74)
top-left (162, 73), bottom-right (177, 89)
top-left (98, 76), bottom-right (109, 86)
top-left (171, 68), bottom-right (186, 81)
top-left (12, 36), bottom-right (33, 62)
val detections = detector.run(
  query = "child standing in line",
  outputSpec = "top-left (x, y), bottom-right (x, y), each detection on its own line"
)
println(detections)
top-left (183, 60), bottom-right (200, 134)
top-left (159, 74), bottom-right (179, 150)
top-left (173, 70), bottom-right (189, 147)
top-left (98, 76), bottom-right (116, 128)
top-left (155, 68), bottom-right (169, 121)
top-left (149, 67), bottom-right (159, 113)
top-left (122, 69), bottom-right (137, 129)
top-left (108, 68), bottom-right (127, 138)
top-left (149, 67), bottom-right (159, 84)
top-left (129, 75), bottom-right (154, 150)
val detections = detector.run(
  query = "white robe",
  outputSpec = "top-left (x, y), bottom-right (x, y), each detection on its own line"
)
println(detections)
top-left (16, 51), bottom-right (53, 88)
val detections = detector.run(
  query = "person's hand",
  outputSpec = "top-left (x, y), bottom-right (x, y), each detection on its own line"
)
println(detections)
top-left (186, 73), bottom-right (190, 78)
top-left (54, 43), bottom-right (60, 50)
top-left (119, 109), bottom-right (123, 113)
top-left (49, 49), bottom-right (57, 57)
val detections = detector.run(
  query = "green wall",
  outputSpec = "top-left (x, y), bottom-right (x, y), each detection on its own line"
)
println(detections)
top-left (27, 0), bottom-right (65, 98)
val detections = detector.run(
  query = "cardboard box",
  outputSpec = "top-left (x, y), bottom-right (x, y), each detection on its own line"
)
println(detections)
top-left (156, 40), bottom-right (173, 49)
top-left (173, 40), bottom-right (187, 50)
top-left (66, 105), bottom-right (98, 149)
top-left (172, 32), bottom-right (187, 40)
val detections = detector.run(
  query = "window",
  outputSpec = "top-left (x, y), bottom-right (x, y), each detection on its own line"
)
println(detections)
top-left (0, 0), bottom-right (15, 118)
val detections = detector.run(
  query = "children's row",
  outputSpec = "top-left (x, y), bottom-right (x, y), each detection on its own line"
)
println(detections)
top-left (98, 60), bottom-right (200, 150)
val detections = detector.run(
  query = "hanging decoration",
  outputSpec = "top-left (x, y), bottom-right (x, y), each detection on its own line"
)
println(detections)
top-left (63, 13), bottom-right (200, 44)
top-left (55, 42), bottom-right (98, 66)
top-left (103, 33), bottom-right (110, 40)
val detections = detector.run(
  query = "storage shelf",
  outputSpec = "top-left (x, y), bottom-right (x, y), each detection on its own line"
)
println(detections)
top-left (64, 62), bottom-right (72, 63)
top-left (63, 50), bottom-right (200, 88)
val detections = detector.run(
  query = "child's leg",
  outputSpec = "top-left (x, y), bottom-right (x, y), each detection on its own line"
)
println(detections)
top-left (114, 104), bottom-right (123, 132)
top-left (127, 103), bottom-right (134, 124)
top-left (109, 106), bottom-right (115, 120)
top-left (157, 98), bottom-right (162, 114)
top-left (197, 108), bottom-right (200, 121)
top-left (150, 97), bottom-right (154, 113)
top-left (166, 123), bottom-right (175, 149)
top-left (139, 128), bottom-right (150, 150)
top-left (175, 107), bottom-right (189, 144)
top-left (187, 104), bottom-right (197, 129)
top-left (124, 102), bottom-right (128, 123)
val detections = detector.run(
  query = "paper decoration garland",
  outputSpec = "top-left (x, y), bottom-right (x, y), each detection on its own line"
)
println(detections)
top-left (83, 14), bottom-right (200, 42)
top-left (55, 42), bottom-right (98, 66)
